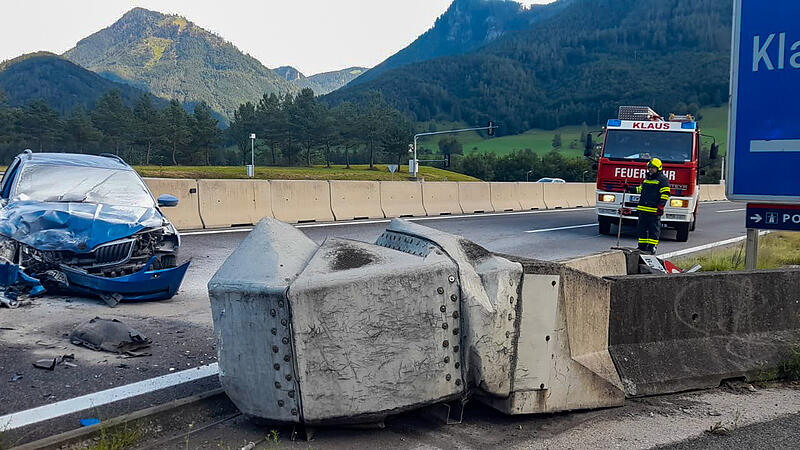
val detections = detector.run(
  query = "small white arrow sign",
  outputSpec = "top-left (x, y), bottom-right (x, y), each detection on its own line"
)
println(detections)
top-left (750, 214), bottom-right (763, 223)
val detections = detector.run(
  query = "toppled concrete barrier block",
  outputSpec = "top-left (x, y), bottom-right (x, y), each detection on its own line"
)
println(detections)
top-left (209, 218), bottom-right (624, 425)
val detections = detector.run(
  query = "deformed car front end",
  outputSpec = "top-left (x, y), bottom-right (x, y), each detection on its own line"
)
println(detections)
top-left (0, 151), bottom-right (189, 306)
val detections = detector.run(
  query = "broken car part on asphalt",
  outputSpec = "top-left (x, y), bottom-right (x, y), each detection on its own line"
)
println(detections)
top-left (0, 152), bottom-right (189, 305)
top-left (69, 317), bottom-right (152, 357)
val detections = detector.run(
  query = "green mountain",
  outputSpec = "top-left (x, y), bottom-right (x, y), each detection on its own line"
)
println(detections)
top-left (0, 52), bottom-right (162, 113)
top-left (350, 0), bottom-right (566, 86)
top-left (274, 65), bottom-right (369, 94)
top-left (329, 0), bottom-right (732, 135)
top-left (63, 7), bottom-right (294, 122)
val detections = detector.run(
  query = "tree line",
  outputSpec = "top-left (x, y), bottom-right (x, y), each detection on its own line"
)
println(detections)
top-left (227, 88), bottom-right (416, 169)
top-left (0, 89), bottom-right (221, 166)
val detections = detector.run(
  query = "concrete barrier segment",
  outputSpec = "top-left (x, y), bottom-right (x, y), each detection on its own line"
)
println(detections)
top-left (208, 219), bottom-right (318, 423)
top-left (457, 182), bottom-right (494, 214)
top-left (490, 183), bottom-right (523, 212)
top-left (606, 269), bottom-right (800, 397)
top-left (289, 238), bottom-right (465, 423)
top-left (562, 251), bottom-right (627, 278)
top-left (197, 179), bottom-right (272, 228)
top-left (381, 219), bottom-right (523, 397)
top-left (585, 183), bottom-right (597, 207)
top-left (379, 181), bottom-right (426, 217)
top-left (270, 180), bottom-right (334, 223)
top-left (480, 257), bottom-right (625, 414)
top-left (422, 182), bottom-right (463, 216)
top-left (517, 183), bottom-right (546, 210)
top-left (544, 183), bottom-right (590, 209)
top-left (329, 180), bottom-right (384, 220)
top-left (144, 178), bottom-right (204, 230)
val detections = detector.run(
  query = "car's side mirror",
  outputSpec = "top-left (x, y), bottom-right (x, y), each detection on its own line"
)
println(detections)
top-left (710, 143), bottom-right (719, 160)
top-left (699, 169), bottom-right (707, 176)
top-left (592, 163), bottom-right (598, 171)
top-left (158, 194), bottom-right (179, 208)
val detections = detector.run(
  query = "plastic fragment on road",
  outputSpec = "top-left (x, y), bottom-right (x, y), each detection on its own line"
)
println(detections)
top-left (69, 317), bottom-right (152, 356)
top-left (0, 262), bottom-right (45, 308)
top-left (79, 418), bottom-right (100, 427)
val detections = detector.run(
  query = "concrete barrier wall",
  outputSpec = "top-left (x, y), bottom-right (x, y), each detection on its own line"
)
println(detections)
top-left (379, 181), bottom-right (426, 218)
top-left (518, 183), bottom-right (546, 210)
top-left (422, 183), bottom-right (463, 215)
top-left (144, 178), bottom-right (204, 230)
top-left (607, 269), bottom-right (800, 397)
top-left (198, 179), bottom-right (272, 228)
top-left (146, 179), bottom-right (646, 230)
top-left (490, 183), bottom-right (522, 212)
top-left (271, 180), bottom-right (334, 223)
top-left (706, 184), bottom-right (726, 201)
top-left (458, 182), bottom-right (494, 214)
top-left (329, 181), bottom-right (384, 220)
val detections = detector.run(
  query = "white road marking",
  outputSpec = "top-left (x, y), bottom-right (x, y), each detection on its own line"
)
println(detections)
top-left (181, 207), bottom-right (594, 236)
top-left (660, 231), bottom-right (770, 259)
top-left (716, 208), bottom-right (746, 213)
top-left (0, 363), bottom-right (219, 431)
top-left (525, 224), bottom-right (597, 234)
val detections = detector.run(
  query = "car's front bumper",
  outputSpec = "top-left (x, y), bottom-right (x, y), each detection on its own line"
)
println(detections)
top-left (59, 256), bottom-right (190, 302)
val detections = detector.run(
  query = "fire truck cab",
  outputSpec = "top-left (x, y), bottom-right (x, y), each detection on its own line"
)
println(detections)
top-left (589, 106), bottom-right (717, 242)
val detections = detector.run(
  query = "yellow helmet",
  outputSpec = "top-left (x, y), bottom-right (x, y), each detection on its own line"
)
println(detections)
top-left (648, 158), bottom-right (663, 171)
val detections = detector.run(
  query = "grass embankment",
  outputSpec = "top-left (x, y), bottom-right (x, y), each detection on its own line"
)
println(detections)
top-left (134, 164), bottom-right (480, 182)
top-left (675, 232), bottom-right (800, 271)
top-left (417, 104), bottom-right (730, 157)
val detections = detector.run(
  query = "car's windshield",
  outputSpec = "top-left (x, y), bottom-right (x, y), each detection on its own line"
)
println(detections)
top-left (12, 164), bottom-right (155, 208)
top-left (604, 130), bottom-right (693, 163)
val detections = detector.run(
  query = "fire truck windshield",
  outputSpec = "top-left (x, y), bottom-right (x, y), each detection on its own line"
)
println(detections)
top-left (603, 130), bottom-right (693, 163)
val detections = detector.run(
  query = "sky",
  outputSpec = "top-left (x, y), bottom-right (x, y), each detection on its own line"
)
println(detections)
top-left (0, 0), bottom-right (554, 75)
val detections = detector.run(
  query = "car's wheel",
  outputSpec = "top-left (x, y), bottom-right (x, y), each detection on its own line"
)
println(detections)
top-left (160, 254), bottom-right (178, 268)
top-left (675, 222), bottom-right (690, 242)
top-left (598, 216), bottom-right (613, 235)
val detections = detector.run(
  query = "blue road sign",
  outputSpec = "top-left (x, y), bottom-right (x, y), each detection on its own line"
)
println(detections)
top-left (728, 1), bottom-right (800, 204)
top-left (746, 204), bottom-right (800, 231)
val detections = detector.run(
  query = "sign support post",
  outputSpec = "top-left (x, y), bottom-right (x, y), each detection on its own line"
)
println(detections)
top-left (745, 229), bottom-right (759, 270)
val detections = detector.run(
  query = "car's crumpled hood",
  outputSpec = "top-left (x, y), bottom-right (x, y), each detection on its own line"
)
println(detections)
top-left (0, 201), bottom-right (163, 252)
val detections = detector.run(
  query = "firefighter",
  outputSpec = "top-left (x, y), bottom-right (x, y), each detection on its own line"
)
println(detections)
top-left (627, 158), bottom-right (670, 254)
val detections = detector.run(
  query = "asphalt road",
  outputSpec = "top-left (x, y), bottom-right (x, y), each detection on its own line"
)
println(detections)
top-left (182, 200), bottom-right (748, 264)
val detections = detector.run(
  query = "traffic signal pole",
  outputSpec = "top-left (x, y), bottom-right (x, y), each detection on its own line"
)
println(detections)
top-left (412, 122), bottom-right (497, 178)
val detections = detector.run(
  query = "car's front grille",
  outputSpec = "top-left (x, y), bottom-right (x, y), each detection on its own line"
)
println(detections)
top-left (92, 240), bottom-right (134, 266)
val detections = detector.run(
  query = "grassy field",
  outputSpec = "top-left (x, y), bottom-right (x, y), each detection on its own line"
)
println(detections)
top-left (417, 104), bottom-right (730, 158)
top-left (675, 232), bottom-right (800, 271)
top-left (134, 164), bottom-right (480, 182)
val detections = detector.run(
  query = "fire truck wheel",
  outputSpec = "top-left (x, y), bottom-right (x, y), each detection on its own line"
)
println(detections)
top-left (598, 217), bottom-right (613, 235)
top-left (690, 213), bottom-right (697, 231)
top-left (675, 222), bottom-right (690, 242)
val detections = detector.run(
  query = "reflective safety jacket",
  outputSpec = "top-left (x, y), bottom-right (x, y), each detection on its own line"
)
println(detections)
top-left (634, 172), bottom-right (670, 214)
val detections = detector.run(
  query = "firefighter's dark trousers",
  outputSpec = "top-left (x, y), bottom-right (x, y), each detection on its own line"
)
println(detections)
top-left (637, 212), bottom-right (661, 253)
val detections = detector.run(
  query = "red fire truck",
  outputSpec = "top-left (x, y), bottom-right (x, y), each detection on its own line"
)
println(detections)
top-left (586, 106), bottom-right (718, 242)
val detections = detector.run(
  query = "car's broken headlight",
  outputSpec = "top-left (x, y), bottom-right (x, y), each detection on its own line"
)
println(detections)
top-left (0, 235), bottom-right (18, 264)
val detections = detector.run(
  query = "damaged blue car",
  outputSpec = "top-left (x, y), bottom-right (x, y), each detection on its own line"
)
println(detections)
top-left (0, 151), bottom-right (189, 306)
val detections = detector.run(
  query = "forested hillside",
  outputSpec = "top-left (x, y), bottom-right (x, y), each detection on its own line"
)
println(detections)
top-left (64, 8), bottom-right (295, 122)
top-left (0, 52), bottom-right (162, 114)
top-left (351, 0), bottom-right (567, 85)
top-left (330, 0), bottom-right (732, 134)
